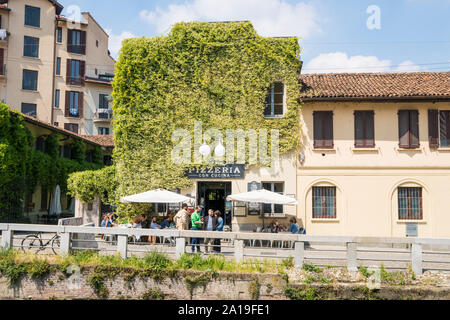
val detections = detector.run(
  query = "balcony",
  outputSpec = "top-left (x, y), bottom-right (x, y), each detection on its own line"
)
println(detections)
top-left (94, 108), bottom-right (113, 122)
top-left (67, 76), bottom-right (85, 86)
top-left (0, 29), bottom-right (9, 42)
top-left (85, 73), bottom-right (114, 86)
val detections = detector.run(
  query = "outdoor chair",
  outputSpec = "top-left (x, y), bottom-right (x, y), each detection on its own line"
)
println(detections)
top-left (251, 227), bottom-right (263, 247)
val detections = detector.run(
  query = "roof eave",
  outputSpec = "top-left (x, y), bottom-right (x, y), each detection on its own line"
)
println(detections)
top-left (299, 95), bottom-right (450, 103)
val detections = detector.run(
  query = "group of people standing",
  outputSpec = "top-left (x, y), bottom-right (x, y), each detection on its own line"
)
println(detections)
top-left (174, 204), bottom-right (224, 253)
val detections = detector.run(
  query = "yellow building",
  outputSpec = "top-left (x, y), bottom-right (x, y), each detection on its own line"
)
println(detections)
top-left (298, 72), bottom-right (450, 238)
top-left (0, 0), bottom-right (114, 135)
top-left (16, 109), bottom-right (113, 224)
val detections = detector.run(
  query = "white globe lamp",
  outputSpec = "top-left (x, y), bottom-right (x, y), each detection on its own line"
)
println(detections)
top-left (199, 143), bottom-right (211, 156)
top-left (214, 142), bottom-right (226, 157)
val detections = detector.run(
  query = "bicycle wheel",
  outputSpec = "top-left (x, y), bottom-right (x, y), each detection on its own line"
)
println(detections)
top-left (21, 235), bottom-right (42, 253)
top-left (51, 236), bottom-right (61, 255)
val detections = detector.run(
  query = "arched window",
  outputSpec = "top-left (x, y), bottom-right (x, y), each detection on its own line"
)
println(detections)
top-left (312, 186), bottom-right (336, 219)
top-left (398, 186), bottom-right (423, 220)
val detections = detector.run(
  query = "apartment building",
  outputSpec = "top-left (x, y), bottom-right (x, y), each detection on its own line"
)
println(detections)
top-left (0, 0), bottom-right (114, 135)
top-left (298, 72), bottom-right (450, 238)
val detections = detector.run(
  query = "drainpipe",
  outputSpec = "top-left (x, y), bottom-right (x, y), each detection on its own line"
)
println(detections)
top-left (50, 18), bottom-right (58, 125)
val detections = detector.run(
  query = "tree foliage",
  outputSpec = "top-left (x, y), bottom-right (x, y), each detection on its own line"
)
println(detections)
top-left (0, 103), bottom-right (103, 221)
top-left (67, 166), bottom-right (117, 205)
top-left (111, 21), bottom-right (302, 219)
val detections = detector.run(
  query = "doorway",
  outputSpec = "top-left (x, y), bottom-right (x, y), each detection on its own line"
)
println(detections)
top-left (197, 182), bottom-right (232, 224)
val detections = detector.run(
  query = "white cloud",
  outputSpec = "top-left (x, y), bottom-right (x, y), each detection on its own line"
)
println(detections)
top-left (394, 60), bottom-right (421, 72)
top-left (105, 29), bottom-right (136, 59)
top-left (139, 0), bottom-right (321, 38)
top-left (303, 52), bottom-right (423, 73)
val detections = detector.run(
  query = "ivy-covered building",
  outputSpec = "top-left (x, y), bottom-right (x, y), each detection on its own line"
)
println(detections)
top-left (111, 21), bottom-right (302, 230)
top-left (0, 104), bottom-right (113, 224)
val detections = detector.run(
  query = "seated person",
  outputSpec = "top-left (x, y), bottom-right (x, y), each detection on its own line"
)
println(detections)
top-left (101, 214), bottom-right (114, 228)
top-left (287, 217), bottom-right (300, 234)
top-left (132, 216), bottom-right (142, 229)
top-left (150, 217), bottom-right (161, 244)
top-left (160, 215), bottom-right (173, 229)
top-left (268, 219), bottom-right (281, 233)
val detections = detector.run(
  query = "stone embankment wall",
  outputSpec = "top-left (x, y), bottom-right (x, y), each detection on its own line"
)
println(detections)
top-left (0, 266), bottom-right (449, 300)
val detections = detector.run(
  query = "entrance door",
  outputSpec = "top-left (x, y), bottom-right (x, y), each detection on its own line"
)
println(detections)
top-left (198, 182), bottom-right (231, 224)
top-left (205, 189), bottom-right (225, 213)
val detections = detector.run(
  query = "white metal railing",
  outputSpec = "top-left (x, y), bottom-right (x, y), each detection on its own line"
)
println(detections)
top-left (1, 223), bottom-right (450, 275)
top-left (93, 109), bottom-right (113, 121)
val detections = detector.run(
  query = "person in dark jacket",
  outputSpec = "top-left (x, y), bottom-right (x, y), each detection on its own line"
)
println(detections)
top-left (140, 214), bottom-right (150, 242)
top-left (202, 209), bottom-right (218, 253)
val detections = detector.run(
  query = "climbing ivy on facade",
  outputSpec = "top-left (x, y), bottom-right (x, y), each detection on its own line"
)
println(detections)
top-left (109, 21), bottom-right (302, 219)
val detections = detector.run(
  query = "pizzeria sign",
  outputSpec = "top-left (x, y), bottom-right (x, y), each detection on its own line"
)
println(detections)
top-left (186, 164), bottom-right (245, 179)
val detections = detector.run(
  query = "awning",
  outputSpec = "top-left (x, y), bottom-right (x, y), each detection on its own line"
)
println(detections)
top-left (120, 189), bottom-right (194, 204)
top-left (226, 189), bottom-right (298, 205)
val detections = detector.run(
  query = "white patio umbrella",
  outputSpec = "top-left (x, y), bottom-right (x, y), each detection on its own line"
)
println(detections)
top-left (49, 185), bottom-right (62, 216)
top-left (227, 189), bottom-right (298, 205)
top-left (120, 189), bottom-right (194, 204)
top-left (227, 189), bottom-right (298, 230)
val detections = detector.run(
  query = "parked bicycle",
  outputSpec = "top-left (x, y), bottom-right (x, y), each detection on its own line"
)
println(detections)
top-left (21, 232), bottom-right (61, 255)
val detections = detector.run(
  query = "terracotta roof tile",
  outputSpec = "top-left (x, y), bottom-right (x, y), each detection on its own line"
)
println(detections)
top-left (82, 135), bottom-right (114, 147)
top-left (10, 109), bottom-right (112, 147)
top-left (299, 72), bottom-right (450, 101)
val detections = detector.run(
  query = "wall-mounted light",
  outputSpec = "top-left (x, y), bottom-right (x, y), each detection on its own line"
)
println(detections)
top-left (199, 138), bottom-right (211, 156)
top-left (214, 140), bottom-right (225, 157)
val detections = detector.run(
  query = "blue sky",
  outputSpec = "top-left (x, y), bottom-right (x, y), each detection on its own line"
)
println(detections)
top-left (60, 0), bottom-right (450, 73)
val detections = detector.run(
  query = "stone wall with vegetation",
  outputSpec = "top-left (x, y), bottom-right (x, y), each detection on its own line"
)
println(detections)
top-left (1, 250), bottom-right (449, 300)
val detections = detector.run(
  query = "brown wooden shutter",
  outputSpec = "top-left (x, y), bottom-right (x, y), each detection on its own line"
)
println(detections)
top-left (78, 92), bottom-right (84, 118)
top-left (67, 29), bottom-right (73, 52)
top-left (323, 112), bottom-right (334, 148)
top-left (428, 109), bottom-right (439, 148)
top-left (355, 111), bottom-right (375, 148)
top-left (80, 61), bottom-right (85, 86)
top-left (66, 59), bottom-right (71, 85)
top-left (314, 111), bottom-right (333, 148)
top-left (354, 111), bottom-right (364, 147)
top-left (410, 110), bottom-right (420, 148)
top-left (81, 31), bottom-right (87, 54)
top-left (313, 111), bottom-right (322, 148)
top-left (65, 91), bottom-right (70, 117)
top-left (398, 110), bottom-right (410, 148)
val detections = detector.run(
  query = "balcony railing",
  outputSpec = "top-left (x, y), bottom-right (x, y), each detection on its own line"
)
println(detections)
top-left (67, 76), bottom-right (85, 86)
top-left (94, 108), bottom-right (113, 122)
top-left (0, 64), bottom-right (6, 76)
top-left (0, 29), bottom-right (9, 41)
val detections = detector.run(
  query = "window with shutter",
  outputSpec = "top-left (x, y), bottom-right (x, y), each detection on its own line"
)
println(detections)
top-left (398, 110), bottom-right (419, 149)
top-left (428, 109), bottom-right (439, 148)
top-left (66, 59), bottom-right (85, 86)
top-left (439, 111), bottom-right (450, 147)
top-left (313, 111), bottom-right (333, 149)
top-left (354, 110), bottom-right (375, 148)
top-left (67, 29), bottom-right (86, 54)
